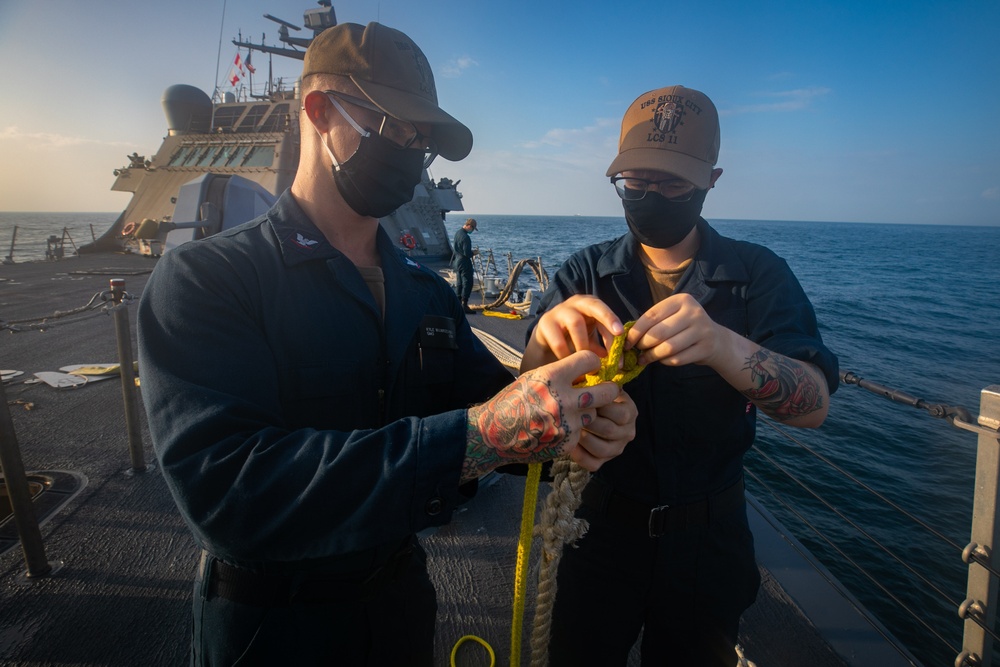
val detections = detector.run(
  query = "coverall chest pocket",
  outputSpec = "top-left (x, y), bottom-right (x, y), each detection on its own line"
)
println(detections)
top-left (419, 348), bottom-right (456, 384)
top-left (418, 315), bottom-right (458, 385)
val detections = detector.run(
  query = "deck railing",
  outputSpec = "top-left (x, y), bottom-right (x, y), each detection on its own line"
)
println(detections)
top-left (1, 225), bottom-right (88, 263)
top-left (958, 385), bottom-right (1000, 666)
top-left (747, 376), bottom-right (1000, 667)
top-left (1, 279), bottom-right (149, 579)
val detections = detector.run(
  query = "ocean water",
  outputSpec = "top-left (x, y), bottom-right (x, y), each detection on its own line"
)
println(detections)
top-left (5, 210), bottom-right (1000, 663)
top-left (0, 212), bottom-right (116, 262)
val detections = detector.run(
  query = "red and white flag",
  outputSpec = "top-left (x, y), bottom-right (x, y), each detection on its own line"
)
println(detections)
top-left (227, 52), bottom-right (246, 87)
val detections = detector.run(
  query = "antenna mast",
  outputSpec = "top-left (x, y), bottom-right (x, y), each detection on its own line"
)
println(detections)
top-left (211, 0), bottom-right (229, 128)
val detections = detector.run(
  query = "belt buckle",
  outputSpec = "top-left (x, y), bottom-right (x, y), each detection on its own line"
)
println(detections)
top-left (648, 504), bottom-right (669, 538)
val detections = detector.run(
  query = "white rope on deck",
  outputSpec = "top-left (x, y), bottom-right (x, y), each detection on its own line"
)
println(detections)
top-left (471, 327), bottom-right (524, 372)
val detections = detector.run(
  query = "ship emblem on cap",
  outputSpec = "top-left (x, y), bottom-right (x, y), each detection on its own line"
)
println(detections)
top-left (652, 101), bottom-right (684, 136)
top-left (411, 50), bottom-right (434, 96)
top-left (393, 38), bottom-right (435, 97)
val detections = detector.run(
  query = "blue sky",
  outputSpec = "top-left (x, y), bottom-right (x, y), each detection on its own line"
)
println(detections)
top-left (1, 0), bottom-right (997, 224)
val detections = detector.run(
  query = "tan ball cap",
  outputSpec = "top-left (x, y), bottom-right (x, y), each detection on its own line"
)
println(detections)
top-left (606, 86), bottom-right (720, 189)
top-left (303, 22), bottom-right (473, 161)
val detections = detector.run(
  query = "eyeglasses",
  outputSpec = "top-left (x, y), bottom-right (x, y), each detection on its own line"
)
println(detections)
top-left (324, 90), bottom-right (438, 168)
top-left (611, 175), bottom-right (697, 202)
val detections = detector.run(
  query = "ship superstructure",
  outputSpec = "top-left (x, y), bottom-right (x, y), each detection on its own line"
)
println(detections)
top-left (83, 0), bottom-right (464, 261)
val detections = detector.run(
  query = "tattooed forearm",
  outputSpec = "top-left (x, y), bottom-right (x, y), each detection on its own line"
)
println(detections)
top-left (741, 349), bottom-right (824, 421)
top-left (462, 375), bottom-right (570, 481)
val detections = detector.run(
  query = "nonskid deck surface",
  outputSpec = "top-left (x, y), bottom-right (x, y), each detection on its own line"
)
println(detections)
top-left (1, 253), bottom-right (853, 666)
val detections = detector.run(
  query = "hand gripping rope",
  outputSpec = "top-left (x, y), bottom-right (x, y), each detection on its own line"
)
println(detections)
top-left (452, 324), bottom-right (645, 667)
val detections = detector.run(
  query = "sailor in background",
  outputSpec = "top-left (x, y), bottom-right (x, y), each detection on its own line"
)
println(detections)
top-left (521, 86), bottom-right (839, 666)
top-left (138, 22), bottom-right (637, 666)
top-left (452, 216), bottom-right (479, 313)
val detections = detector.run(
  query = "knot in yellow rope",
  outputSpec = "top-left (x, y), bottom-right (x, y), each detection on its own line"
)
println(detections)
top-left (575, 321), bottom-right (646, 388)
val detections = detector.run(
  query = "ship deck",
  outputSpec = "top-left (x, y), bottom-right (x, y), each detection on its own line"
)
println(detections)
top-left (1, 252), bottom-right (912, 665)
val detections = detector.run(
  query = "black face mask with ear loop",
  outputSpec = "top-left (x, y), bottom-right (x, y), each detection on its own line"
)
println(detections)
top-left (331, 132), bottom-right (425, 218)
top-left (621, 188), bottom-right (709, 248)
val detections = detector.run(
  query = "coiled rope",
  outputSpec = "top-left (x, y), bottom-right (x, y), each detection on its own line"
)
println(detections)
top-left (469, 258), bottom-right (549, 313)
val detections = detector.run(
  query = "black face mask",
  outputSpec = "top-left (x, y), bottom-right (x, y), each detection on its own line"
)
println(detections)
top-left (327, 132), bottom-right (425, 218)
top-left (622, 188), bottom-right (709, 249)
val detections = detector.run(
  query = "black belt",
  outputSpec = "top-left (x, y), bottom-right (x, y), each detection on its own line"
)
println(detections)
top-left (202, 538), bottom-right (415, 607)
top-left (581, 476), bottom-right (745, 538)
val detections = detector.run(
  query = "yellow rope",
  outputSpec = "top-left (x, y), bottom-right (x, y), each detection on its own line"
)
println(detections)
top-left (450, 635), bottom-right (496, 667)
top-left (510, 461), bottom-right (543, 666)
top-left (453, 323), bottom-right (645, 666)
top-left (483, 310), bottom-right (523, 319)
top-left (448, 464), bottom-right (542, 667)
top-left (576, 321), bottom-right (644, 387)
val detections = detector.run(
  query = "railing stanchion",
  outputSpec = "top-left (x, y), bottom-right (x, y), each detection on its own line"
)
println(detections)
top-left (3, 225), bottom-right (16, 264)
top-left (109, 279), bottom-right (148, 473)
top-left (959, 385), bottom-right (1000, 667)
top-left (0, 380), bottom-right (53, 578)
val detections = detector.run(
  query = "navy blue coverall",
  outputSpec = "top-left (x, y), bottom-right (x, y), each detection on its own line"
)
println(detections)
top-left (529, 219), bottom-right (839, 666)
top-left (138, 190), bottom-right (512, 665)
top-left (451, 226), bottom-right (474, 305)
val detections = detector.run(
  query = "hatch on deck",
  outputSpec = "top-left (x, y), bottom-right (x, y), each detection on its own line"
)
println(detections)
top-left (0, 471), bottom-right (87, 556)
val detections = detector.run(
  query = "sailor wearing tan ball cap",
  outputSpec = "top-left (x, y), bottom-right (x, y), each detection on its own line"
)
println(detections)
top-left (139, 20), bottom-right (638, 667)
top-left (521, 85), bottom-right (838, 666)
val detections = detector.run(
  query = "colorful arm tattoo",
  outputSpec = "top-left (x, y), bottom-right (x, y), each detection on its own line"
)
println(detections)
top-left (742, 348), bottom-right (824, 422)
top-left (462, 375), bottom-right (570, 481)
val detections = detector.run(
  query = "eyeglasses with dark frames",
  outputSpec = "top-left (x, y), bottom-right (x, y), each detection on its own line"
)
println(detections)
top-left (610, 175), bottom-right (697, 202)
top-left (324, 90), bottom-right (438, 168)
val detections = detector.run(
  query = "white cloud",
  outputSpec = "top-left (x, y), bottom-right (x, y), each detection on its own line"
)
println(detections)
top-left (519, 118), bottom-right (617, 151)
top-left (982, 186), bottom-right (1000, 200)
top-left (0, 125), bottom-right (133, 149)
top-left (440, 55), bottom-right (479, 78)
top-left (723, 86), bottom-right (831, 115)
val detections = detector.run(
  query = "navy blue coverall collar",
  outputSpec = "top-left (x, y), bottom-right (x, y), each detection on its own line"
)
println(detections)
top-left (263, 190), bottom-right (443, 380)
top-left (595, 218), bottom-right (751, 318)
